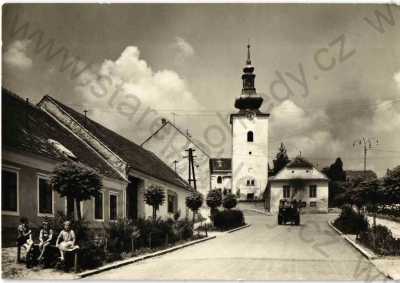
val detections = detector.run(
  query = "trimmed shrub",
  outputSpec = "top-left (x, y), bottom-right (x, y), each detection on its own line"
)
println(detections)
top-left (105, 219), bottom-right (135, 254)
top-left (213, 209), bottom-right (245, 230)
top-left (135, 218), bottom-right (176, 248)
top-left (333, 205), bottom-right (369, 235)
top-left (359, 224), bottom-right (400, 256)
top-left (79, 240), bottom-right (106, 269)
top-left (175, 219), bottom-right (193, 240)
top-left (223, 193), bottom-right (237, 210)
top-left (206, 189), bottom-right (222, 210)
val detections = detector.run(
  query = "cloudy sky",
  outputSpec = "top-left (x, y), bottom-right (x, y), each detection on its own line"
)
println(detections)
top-left (2, 4), bottom-right (400, 176)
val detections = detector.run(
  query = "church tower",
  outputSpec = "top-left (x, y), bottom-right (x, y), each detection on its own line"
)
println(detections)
top-left (230, 44), bottom-right (269, 200)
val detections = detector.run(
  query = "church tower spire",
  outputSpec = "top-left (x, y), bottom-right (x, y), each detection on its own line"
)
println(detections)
top-left (234, 44), bottom-right (263, 110)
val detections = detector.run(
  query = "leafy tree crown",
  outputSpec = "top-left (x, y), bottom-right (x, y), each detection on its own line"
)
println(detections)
top-left (223, 193), bottom-right (237, 209)
top-left (186, 192), bottom-right (203, 212)
top-left (144, 185), bottom-right (166, 209)
top-left (206, 189), bottom-right (222, 209)
top-left (50, 161), bottom-right (102, 201)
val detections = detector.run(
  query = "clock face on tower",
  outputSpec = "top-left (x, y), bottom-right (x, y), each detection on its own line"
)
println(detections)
top-left (246, 111), bottom-right (255, 120)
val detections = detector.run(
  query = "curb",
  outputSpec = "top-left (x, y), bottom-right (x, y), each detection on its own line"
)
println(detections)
top-left (78, 235), bottom-right (216, 278)
top-left (327, 221), bottom-right (394, 280)
top-left (244, 208), bottom-right (272, 216)
top-left (226, 224), bottom-right (251, 233)
top-left (327, 220), bottom-right (376, 260)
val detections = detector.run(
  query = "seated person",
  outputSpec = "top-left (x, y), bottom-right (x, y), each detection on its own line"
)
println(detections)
top-left (16, 217), bottom-right (33, 263)
top-left (37, 220), bottom-right (54, 262)
top-left (56, 221), bottom-right (79, 261)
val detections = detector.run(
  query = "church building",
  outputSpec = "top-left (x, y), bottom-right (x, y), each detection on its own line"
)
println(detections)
top-left (230, 45), bottom-right (270, 201)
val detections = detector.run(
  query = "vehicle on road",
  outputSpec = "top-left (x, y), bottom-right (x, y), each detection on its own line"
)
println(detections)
top-left (277, 199), bottom-right (300, 225)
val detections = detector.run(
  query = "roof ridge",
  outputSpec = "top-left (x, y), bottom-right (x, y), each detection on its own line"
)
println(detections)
top-left (40, 95), bottom-right (191, 189)
top-left (40, 95), bottom-right (147, 150)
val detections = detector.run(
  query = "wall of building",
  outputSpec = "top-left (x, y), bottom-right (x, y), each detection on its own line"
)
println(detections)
top-left (142, 123), bottom-right (211, 196)
top-left (2, 150), bottom-right (127, 246)
top-left (269, 180), bottom-right (329, 214)
top-left (141, 177), bottom-right (192, 220)
top-left (231, 114), bottom-right (268, 200)
top-left (210, 173), bottom-right (232, 194)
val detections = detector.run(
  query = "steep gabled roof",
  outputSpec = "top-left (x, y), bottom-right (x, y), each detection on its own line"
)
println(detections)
top-left (286, 157), bottom-right (314, 169)
top-left (40, 95), bottom-right (191, 190)
top-left (2, 88), bottom-right (122, 180)
top-left (270, 156), bottom-right (328, 181)
top-left (209, 158), bottom-right (232, 173)
top-left (141, 119), bottom-right (211, 158)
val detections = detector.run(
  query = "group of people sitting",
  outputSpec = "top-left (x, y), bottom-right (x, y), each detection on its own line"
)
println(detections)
top-left (17, 217), bottom-right (78, 264)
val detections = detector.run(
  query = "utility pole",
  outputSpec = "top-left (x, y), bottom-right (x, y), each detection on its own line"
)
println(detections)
top-left (353, 137), bottom-right (379, 178)
top-left (83, 110), bottom-right (88, 126)
top-left (184, 148), bottom-right (197, 191)
top-left (353, 136), bottom-right (379, 249)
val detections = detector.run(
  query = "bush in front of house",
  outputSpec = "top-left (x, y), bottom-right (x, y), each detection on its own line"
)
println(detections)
top-left (358, 224), bottom-right (400, 256)
top-left (175, 218), bottom-right (194, 240)
top-left (333, 204), bottom-right (369, 235)
top-left (223, 193), bottom-right (237, 210)
top-left (106, 219), bottom-right (136, 254)
top-left (79, 240), bottom-right (106, 269)
top-left (213, 209), bottom-right (245, 230)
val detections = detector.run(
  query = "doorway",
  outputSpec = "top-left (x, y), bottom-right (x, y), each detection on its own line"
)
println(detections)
top-left (127, 176), bottom-right (142, 220)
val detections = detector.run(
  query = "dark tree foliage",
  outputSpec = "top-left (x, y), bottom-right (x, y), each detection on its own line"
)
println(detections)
top-left (382, 165), bottom-right (400, 204)
top-left (223, 193), bottom-right (237, 210)
top-left (206, 189), bottom-right (222, 210)
top-left (322, 158), bottom-right (346, 208)
top-left (325, 158), bottom-right (346, 181)
top-left (272, 143), bottom-right (290, 175)
top-left (186, 192), bottom-right (203, 225)
top-left (144, 185), bottom-right (166, 222)
top-left (51, 161), bottom-right (102, 220)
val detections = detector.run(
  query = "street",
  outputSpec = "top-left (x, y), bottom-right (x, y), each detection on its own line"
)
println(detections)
top-left (89, 211), bottom-right (387, 280)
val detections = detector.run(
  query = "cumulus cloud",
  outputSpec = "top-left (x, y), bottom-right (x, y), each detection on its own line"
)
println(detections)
top-left (173, 36), bottom-right (195, 58)
top-left (269, 96), bottom-right (400, 176)
top-left (3, 40), bottom-right (33, 70)
top-left (394, 71), bottom-right (400, 90)
top-left (269, 99), bottom-right (343, 168)
top-left (75, 46), bottom-right (202, 142)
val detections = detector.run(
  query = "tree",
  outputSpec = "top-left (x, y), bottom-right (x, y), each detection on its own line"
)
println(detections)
top-left (206, 189), bottom-right (222, 219)
top-left (144, 185), bottom-right (166, 222)
top-left (322, 157), bottom-right (346, 207)
top-left (272, 143), bottom-right (290, 175)
top-left (223, 193), bottom-right (237, 210)
top-left (327, 158), bottom-right (346, 181)
top-left (186, 192), bottom-right (203, 226)
top-left (51, 161), bottom-right (102, 221)
top-left (382, 165), bottom-right (400, 204)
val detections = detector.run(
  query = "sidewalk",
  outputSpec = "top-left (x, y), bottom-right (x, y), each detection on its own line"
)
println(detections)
top-left (1, 247), bottom-right (77, 279)
top-left (329, 220), bottom-right (400, 280)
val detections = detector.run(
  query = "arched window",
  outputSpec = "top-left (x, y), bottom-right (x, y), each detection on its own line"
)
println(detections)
top-left (246, 180), bottom-right (250, 186)
top-left (251, 180), bottom-right (255, 186)
top-left (217, 176), bottom-right (222, 184)
top-left (247, 131), bottom-right (254, 142)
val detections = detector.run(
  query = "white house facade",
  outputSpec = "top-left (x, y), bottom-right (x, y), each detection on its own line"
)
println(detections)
top-left (269, 157), bottom-right (329, 213)
top-left (209, 158), bottom-right (232, 195)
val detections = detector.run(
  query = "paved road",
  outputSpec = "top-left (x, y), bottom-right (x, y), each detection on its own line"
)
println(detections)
top-left (90, 212), bottom-right (387, 280)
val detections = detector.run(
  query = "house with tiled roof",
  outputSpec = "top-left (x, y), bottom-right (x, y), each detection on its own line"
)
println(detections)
top-left (268, 156), bottom-right (329, 213)
top-left (2, 88), bottom-right (193, 246)
top-left (140, 119), bottom-right (211, 196)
